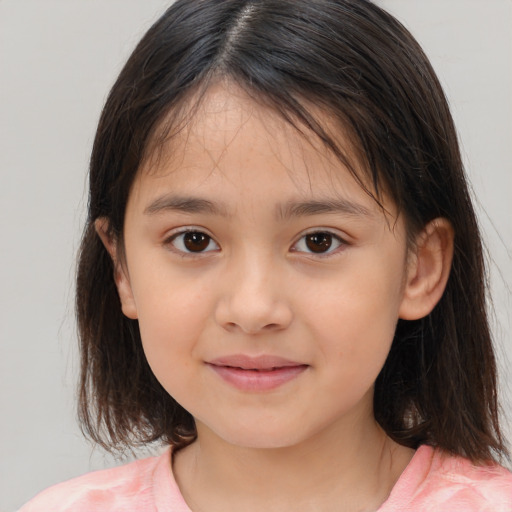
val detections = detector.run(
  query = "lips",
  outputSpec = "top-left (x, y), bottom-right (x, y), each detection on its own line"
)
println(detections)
top-left (206, 354), bottom-right (308, 392)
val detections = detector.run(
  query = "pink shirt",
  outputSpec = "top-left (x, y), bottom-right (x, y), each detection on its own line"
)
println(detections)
top-left (20, 445), bottom-right (512, 511)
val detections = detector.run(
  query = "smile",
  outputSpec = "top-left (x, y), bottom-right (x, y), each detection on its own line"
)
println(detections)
top-left (207, 355), bottom-right (309, 392)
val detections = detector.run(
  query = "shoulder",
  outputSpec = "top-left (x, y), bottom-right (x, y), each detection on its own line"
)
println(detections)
top-left (426, 449), bottom-right (512, 510)
top-left (18, 449), bottom-right (173, 512)
top-left (388, 445), bottom-right (512, 511)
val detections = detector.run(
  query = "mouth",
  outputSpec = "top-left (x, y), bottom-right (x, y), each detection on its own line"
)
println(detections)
top-left (206, 354), bottom-right (309, 392)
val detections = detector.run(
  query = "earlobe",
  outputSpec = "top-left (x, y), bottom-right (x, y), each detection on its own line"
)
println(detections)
top-left (95, 218), bottom-right (138, 320)
top-left (399, 218), bottom-right (454, 320)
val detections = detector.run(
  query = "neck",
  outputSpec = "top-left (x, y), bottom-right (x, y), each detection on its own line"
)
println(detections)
top-left (173, 413), bottom-right (414, 512)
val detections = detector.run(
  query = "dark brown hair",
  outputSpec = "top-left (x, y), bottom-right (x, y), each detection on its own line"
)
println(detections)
top-left (76, 0), bottom-right (508, 462)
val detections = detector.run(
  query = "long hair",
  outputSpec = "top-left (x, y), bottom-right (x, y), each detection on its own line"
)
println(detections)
top-left (76, 0), bottom-right (507, 462)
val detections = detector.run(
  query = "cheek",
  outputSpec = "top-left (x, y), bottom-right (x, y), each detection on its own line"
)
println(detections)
top-left (134, 291), bottom-right (208, 408)
top-left (304, 259), bottom-right (404, 371)
top-left (129, 267), bottom-right (213, 380)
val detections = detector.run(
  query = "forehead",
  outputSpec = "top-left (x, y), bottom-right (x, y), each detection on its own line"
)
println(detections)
top-left (132, 82), bottom-right (392, 217)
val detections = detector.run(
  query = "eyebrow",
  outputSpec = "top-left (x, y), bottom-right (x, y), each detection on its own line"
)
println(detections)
top-left (144, 194), bottom-right (372, 219)
top-left (276, 198), bottom-right (373, 220)
top-left (144, 195), bottom-right (230, 217)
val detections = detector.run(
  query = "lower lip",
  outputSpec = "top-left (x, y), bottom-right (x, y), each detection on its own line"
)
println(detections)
top-left (208, 364), bottom-right (308, 392)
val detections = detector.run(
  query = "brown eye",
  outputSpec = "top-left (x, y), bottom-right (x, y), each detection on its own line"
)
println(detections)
top-left (183, 232), bottom-right (210, 251)
top-left (292, 231), bottom-right (344, 255)
top-left (305, 233), bottom-right (333, 253)
top-left (170, 231), bottom-right (219, 253)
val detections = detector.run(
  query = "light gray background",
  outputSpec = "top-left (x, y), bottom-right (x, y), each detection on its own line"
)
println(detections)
top-left (1, 1), bottom-right (511, 510)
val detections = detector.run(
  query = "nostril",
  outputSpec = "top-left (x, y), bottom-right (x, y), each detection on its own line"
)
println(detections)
top-left (224, 322), bottom-right (238, 331)
top-left (214, 296), bottom-right (293, 334)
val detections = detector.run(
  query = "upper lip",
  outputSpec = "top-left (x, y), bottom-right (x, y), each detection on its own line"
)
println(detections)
top-left (207, 354), bottom-right (306, 370)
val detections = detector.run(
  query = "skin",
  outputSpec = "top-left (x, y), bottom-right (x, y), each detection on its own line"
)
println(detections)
top-left (98, 82), bottom-right (453, 512)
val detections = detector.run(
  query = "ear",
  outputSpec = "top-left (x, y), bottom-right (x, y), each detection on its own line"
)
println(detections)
top-left (399, 218), bottom-right (454, 320)
top-left (95, 218), bottom-right (138, 320)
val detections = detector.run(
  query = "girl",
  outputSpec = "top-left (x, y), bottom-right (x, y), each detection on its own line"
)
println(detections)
top-left (20, 0), bottom-right (512, 510)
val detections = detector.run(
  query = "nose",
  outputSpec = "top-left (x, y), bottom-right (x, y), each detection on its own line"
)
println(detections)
top-left (214, 252), bottom-right (293, 334)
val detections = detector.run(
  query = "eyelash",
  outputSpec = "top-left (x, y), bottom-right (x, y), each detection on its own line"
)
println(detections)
top-left (291, 230), bottom-right (347, 257)
top-left (164, 228), bottom-right (348, 257)
top-left (165, 229), bottom-right (220, 256)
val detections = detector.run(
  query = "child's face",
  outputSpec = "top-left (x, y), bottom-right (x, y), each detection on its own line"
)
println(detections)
top-left (117, 83), bottom-right (413, 449)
